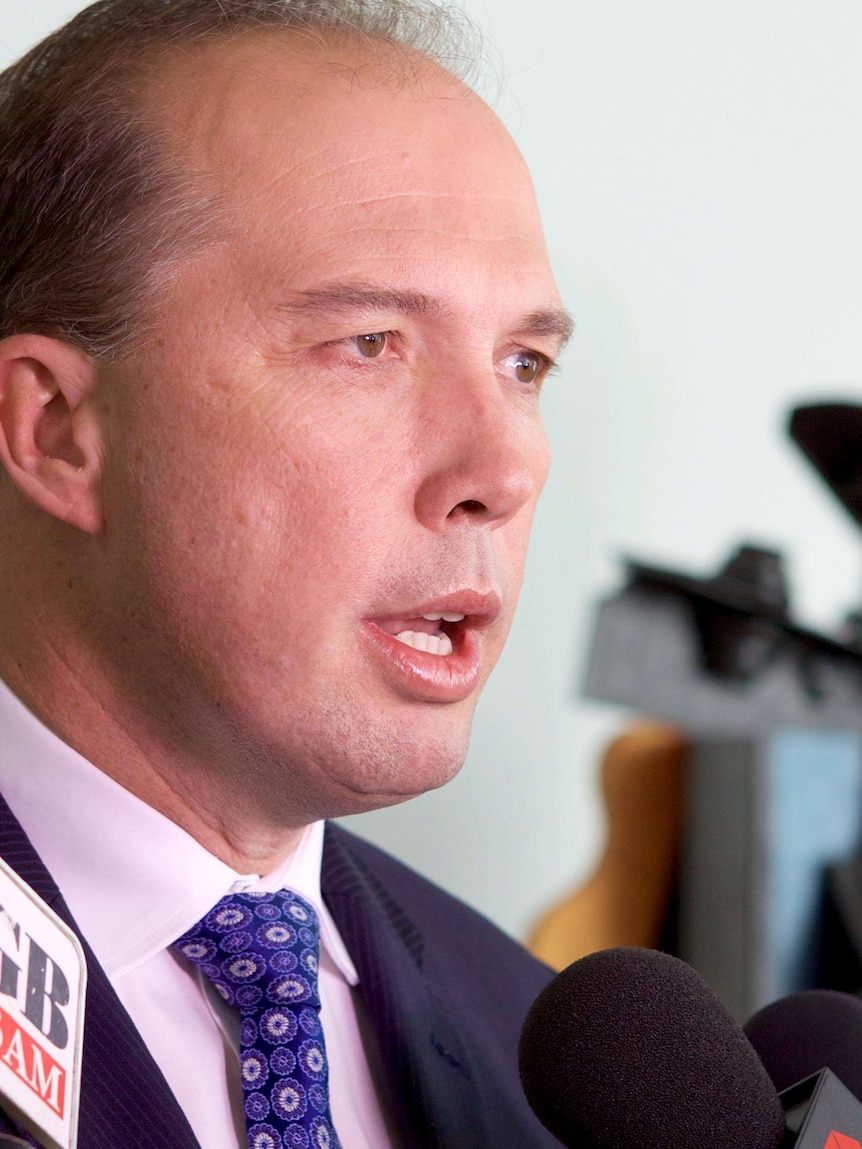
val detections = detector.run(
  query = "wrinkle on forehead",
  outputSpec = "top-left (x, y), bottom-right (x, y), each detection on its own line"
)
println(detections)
top-left (134, 27), bottom-right (559, 329)
top-left (140, 32), bottom-right (540, 245)
top-left (142, 28), bottom-right (491, 179)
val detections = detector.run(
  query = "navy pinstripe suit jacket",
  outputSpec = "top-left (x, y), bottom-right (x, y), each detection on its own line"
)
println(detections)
top-left (0, 801), bottom-right (561, 1147)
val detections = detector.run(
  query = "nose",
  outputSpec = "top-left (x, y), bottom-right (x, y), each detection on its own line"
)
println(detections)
top-left (413, 376), bottom-right (549, 532)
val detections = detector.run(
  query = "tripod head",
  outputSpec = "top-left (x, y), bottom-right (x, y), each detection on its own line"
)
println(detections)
top-left (790, 404), bottom-right (862, 530)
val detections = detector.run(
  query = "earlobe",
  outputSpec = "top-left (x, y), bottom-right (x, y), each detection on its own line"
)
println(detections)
top-left (0, 335), bottom-right (104, 534)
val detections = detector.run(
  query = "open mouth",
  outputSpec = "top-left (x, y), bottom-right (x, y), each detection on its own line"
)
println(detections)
top-left (375, 611), bottom-right (466, 657)
top-left (363, 594), bottom-right (500, 701)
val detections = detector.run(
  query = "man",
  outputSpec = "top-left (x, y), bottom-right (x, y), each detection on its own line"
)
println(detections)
top-left (0, 1), bottom-right (572, 1146)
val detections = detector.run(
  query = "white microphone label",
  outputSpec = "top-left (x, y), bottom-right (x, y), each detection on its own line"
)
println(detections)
top-left (0, 857), bottom-right (86, 1149)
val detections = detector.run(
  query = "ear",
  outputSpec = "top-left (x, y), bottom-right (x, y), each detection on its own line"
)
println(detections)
top-left (0, 335), bottom-right (104, 534)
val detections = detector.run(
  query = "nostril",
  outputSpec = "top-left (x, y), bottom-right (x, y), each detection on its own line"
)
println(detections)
top-left (448, 499), bottom-right (486, 518)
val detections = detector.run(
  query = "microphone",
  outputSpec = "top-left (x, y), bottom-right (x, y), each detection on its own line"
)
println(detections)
top-left (520, 948), bottom-right (862, 1148)
top-left (745, 989), bottom-right (862, 1100)
top-left (518, 947), bottom-right (786, 1149)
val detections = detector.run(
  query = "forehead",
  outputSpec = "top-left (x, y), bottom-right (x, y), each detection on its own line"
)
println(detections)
top-left (146, 32), bottom-right (554, 302)
top-left (153, 31), bottom-right (520, 185)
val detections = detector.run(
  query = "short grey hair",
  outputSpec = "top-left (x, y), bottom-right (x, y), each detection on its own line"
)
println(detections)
top-left (0, 0), bottom-right (484, 359)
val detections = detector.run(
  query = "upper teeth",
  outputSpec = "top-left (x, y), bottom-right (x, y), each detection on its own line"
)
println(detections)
top-left (422, 612), bottom-right (465, 622)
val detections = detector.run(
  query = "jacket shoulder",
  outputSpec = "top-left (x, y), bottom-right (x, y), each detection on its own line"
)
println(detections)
top-left (323, 821), bottom-right (554, 1014)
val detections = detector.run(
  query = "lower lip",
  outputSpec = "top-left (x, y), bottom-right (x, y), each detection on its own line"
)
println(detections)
top-left (361, 622), bottom-right (483, 703)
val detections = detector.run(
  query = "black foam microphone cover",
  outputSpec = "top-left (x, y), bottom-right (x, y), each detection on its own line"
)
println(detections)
top-left (519, 947), bottom-right (786, 1149)
top-left (745, 989), bottom-right (862, 1101)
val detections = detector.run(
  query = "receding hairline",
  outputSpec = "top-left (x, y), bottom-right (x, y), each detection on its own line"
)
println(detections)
top-left (126, 23), bottom-right (500, 281)
top-left (134, 20), bottom-right (481, 134)
top-left (0, 0), bottom-right (493, 361)
top-left (129, 23), bottom-right (485, 202)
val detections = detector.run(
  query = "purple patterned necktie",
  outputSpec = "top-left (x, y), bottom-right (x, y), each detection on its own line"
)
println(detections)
top-left (173, 889), bottom-right (342, 1149)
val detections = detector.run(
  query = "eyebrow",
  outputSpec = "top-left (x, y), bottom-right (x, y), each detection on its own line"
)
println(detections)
top-left (519, 307), bottom-right (576, 349)
top-left (274, 283), bottom-right (575, 350)
top-left (275, 285), bottom-right (442, 319)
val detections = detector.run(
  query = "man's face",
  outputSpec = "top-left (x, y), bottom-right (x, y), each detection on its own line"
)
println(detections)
top-left (96, 35), bottom-right (567, 825)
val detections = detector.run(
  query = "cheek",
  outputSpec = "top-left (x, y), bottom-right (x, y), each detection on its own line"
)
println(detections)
top-left (122, 389), bottom-right (403, 614)
top-left (248, 386), bottom-right (416, 530)
top-left (533, 421), bottom-right (552, 489)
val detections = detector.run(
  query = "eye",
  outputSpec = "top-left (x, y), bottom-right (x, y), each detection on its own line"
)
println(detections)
top-left (505, 350), bottom-right (548, 386)
top-left (353, 332), bottom-right (388, 358)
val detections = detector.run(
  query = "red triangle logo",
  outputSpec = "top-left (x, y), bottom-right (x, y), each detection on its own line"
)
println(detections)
top-left (824, 1133), bottom-right (862, 1149)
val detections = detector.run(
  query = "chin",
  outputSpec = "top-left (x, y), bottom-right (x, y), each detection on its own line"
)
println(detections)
top-left (329, 732), bottom-right (470, 811)
top-left (301, 709), bottom-right (474, 819)
top-left (228, 688), bottom-right (478, 822)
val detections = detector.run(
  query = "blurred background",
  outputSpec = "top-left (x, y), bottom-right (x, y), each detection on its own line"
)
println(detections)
top-left (5, 1), bottom-right (862, 985)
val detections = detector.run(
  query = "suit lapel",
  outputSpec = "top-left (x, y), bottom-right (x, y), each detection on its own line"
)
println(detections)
top-left (322, 823), bottom-right (486, 1149)
top-left (0, 795), bottom-right (201, 1149)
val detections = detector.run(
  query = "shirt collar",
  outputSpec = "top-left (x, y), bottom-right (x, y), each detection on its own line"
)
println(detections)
top-left (0, 676), bottom-right (358, 985)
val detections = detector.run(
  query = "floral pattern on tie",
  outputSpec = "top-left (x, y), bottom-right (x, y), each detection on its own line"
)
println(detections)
top-left (174, 890), bottom-right (342, 1149)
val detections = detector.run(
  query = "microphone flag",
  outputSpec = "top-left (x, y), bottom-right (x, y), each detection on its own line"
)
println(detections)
top-left (781, 1069), bottom-right (862, 1149)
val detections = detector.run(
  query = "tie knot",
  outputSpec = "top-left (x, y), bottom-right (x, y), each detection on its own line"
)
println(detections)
top-left (174, 889), bottom-right (322, 1013)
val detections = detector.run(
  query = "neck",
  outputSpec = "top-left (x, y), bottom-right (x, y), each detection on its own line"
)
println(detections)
top-left (0, 627), bottom-right (309, 874)
top-left (0, 511), bottom-right (321, 873)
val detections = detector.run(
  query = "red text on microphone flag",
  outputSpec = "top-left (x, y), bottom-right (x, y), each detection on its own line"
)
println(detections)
top-left (0, 1006), bottom-right (65, 1117)
top-left (825, 1133), bottom-right (862, 1149)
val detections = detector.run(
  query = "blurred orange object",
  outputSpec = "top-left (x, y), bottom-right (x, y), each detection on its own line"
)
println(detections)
top-left (529, 721), bottom-right (689, 970)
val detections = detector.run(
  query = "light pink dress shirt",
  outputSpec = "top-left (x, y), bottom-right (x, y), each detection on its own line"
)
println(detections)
top-left (0, 677), bottom-right (398, 1149)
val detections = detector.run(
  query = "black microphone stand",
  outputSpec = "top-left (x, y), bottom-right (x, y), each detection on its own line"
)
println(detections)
top-left (583, 402), bottom-right (862, 1021)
